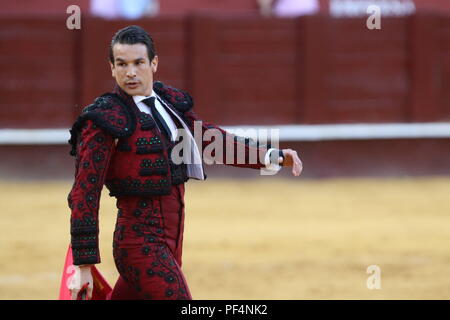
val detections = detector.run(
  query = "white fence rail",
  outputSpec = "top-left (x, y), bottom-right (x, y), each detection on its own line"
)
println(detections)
top-left (1, 123), bottom-right (450, 145)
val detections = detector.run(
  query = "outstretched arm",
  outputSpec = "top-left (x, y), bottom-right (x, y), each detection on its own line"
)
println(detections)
top-left (183, 110), bottom-right (303, 176)
top-left (155, 81), bottom-right (303, 175)
top-left (183, 110), bottom-right (285, 171)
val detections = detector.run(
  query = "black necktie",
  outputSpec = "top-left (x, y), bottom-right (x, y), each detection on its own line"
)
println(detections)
top-left (142, 97), bottom-right (172, 141)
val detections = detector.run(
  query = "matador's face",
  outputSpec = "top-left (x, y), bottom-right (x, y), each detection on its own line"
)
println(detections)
top-left (110, 43), bottom-right (158, 96)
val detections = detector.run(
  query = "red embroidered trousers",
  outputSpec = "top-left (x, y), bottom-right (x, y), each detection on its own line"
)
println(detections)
top-left (110, 184), bottom-right (191, 300)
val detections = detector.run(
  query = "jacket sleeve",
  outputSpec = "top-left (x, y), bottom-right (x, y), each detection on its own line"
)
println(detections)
top-left (67, 119), bottom-right (115, 265)
top-left (183, 110), bottom-right (280, 170)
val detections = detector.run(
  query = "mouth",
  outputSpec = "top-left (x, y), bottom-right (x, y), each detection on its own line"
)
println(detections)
top-left (125, 81), bottom-right (140, 89)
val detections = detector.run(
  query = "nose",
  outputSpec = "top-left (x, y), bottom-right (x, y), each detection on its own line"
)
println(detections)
top-left (126, 65), bottom-right (137, 78)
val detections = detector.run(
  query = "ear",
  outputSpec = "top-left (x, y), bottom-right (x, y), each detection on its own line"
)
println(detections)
top-left (151, 55), bottom-right (158, 73)
top-left (110, 61), bottom-right (116, 78)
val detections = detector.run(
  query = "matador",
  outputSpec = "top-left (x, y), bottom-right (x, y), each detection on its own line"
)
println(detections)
top-left (67, 25), bottom-right (303, 300)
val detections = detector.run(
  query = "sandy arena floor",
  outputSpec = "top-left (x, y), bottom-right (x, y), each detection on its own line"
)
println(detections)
top-left (1, 177), bottom-right (450, 299)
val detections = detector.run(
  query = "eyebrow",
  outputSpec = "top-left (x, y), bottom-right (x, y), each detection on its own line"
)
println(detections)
top-left (115, 57), bottom-right (146, 63)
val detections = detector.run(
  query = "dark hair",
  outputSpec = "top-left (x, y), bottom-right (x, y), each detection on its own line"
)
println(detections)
top-left (109, 25), bottom-right (156, 63)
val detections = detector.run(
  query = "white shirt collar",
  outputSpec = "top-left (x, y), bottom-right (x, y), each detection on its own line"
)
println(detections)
top-left (132, 90), bottom-right (158, 105)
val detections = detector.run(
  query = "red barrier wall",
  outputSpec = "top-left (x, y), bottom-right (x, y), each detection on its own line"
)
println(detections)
top-left (2, 5), bottom-right (450, 180)
top-left (1, 13), bottom-right (450, 129)
top-left (300, 16), bottom-right (410, 123)
top-left (0, 17), bottom-right (78, 128)
top-left (410, 13), bottom-right (450, 121)
top-left (188, 15), bottom-right (300, 124)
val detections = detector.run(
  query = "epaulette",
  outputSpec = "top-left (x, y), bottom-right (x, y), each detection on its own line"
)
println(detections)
top-left (153, 81), bottom-right (193, 113)
top-left (68, 93), bottom-right (135, 156)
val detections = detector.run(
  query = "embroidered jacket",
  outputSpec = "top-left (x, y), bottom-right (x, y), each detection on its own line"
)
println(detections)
top-left (67, 82), bottom-right (273, 265)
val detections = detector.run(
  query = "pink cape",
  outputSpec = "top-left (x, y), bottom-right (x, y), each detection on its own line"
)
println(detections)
top-left (58, 245), bottom-right (112, 300)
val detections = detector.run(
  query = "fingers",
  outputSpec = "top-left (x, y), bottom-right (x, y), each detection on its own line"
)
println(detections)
top-left (68, 265), bottom-right (94, 300)
top-left (70, 282), bottom-right (92, 300)
top-left (87, 282), bottom-right (94, 300)
top-left (71, 289), bottom-right (79, 300)
top-left (68, 276), bottom-right (80, 300)
top-left (282, 149), bottom-right (303, 176)
top-left (293, 161), bottom-right (303, 176)
top-left (292, 152), bottom-right (303, 176)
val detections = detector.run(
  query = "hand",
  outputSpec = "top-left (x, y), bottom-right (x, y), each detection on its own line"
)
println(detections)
top-left (68, 265), bottom-right (94, 300)
top-left (280, 149), bottom-right (303, 176)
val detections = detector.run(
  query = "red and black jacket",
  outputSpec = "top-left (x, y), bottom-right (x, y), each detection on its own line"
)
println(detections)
top-left (67, 81), bottom-right (273, 265)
